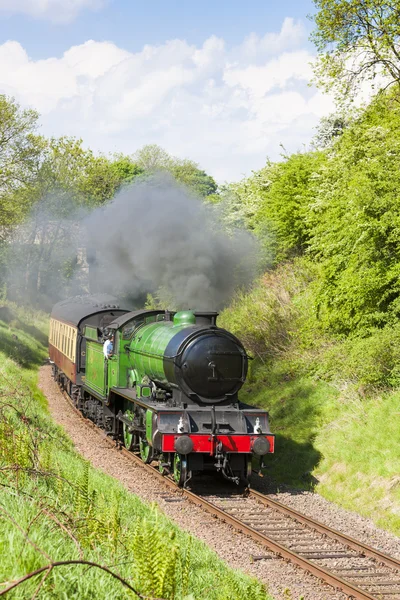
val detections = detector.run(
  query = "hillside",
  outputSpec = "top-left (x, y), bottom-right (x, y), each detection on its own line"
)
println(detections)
top-left (220, 265), bottom-right (400, 534)
top-left (219, 91), bottom-right (400, 535)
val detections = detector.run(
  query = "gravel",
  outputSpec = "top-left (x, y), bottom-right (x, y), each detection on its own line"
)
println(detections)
top-left (252, 476), bottom-right (400, 562)
top-left (39, 365), bottom-right (399, 600)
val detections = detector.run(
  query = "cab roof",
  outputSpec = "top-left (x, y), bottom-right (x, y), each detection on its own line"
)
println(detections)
top-left (51, 294), bottom-right (128, 327)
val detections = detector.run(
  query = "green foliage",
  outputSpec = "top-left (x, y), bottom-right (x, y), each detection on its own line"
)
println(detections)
top-left (0, 96), bottom-right (45, 239)
top-left (109, 154), bottom-right (144, 188)
top-left (312, 112), bottom-right (352, 149)
top-left (171, 160), bottom-right (217, 197)
top-left (254, 152), bottom-right (326, 262)
top-left (311, 0), bottom-right (400, 99)
top-left (221, 256), bottom-right (400, 391)
top-left (305, 323), bottom-right (400, 388)
top-left (133, 143), bottom-right (218, 197)
top-left (308, 93), bottom-right (400, 333)
top-left (219, 151), bottom-right (326, 265)
top-left (222, 91), bottom-right (400, 339)
top-left (131, 517), bottom-right (179, 598)
top-left (74, 460), bottom-right (95, 517)
top-left (0, 95), bottom-right (218, 307)
top-left (316, 388), bottom-right (400, 533)
top-left (79, 153), bottom-right (144, 206)
top-left (27, 138), bottom-right (143, 210)
top-left (221, 260), bottom-right (400, 533)
top-left (219, 262), bottom-right (312, 360)
top-left (133, 143), bottom-right (173, 171)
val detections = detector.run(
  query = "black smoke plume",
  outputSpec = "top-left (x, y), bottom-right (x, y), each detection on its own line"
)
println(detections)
top-left (5, 174), bottom-right (259, 311)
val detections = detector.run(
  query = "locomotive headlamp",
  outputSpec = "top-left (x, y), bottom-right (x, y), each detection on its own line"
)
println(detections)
top-left (252, 436), bottom-right (270, 456)
top-left (175, 435), bottom-right (194, 455)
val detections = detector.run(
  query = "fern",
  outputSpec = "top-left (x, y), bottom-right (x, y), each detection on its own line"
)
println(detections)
top-left (74, 460), bottom-right (88, 515)
top-left (131, 515), bottom-right (179, 599)
top-left (180, 535), bottom-right (192, 597)
top-left (107, 493), bottom-right (122, 553)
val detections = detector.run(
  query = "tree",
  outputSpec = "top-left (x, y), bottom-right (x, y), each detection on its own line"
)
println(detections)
top-left (0, 96), bottom-right (43, 194)
top-left (5, 136), bottom-right (96, 305)
top-left (312, 113), bottom-right (351, 149)
top-left (311, 0), bottom-right (400, 99)
top-left (171, 160), bottom-right (218, 197)
top-left (26, 140), bottom-right (144, 210)
top-left (133, 144), bottom-right (217, 198)
top-left (0, 96), bottom-right (45, 237)
top-left (308, 93), bottom-right (400, 333)
top-left (133, 144), bottom-right (173, 171)
top-left (109, 155), bottom-right (144, 187)
top-left (253, 151), bottom-right (326, 263)
top-left (78, 154), bottom-right (143, 206)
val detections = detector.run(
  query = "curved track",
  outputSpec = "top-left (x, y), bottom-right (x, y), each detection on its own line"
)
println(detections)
top-left (61, 386), bottom-right (400, 600)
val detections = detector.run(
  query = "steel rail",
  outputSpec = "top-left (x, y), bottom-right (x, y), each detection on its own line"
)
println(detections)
top-left (59, 385), bottom-right (400, 600)
top-left (249, 489), bottom-right (400, 573)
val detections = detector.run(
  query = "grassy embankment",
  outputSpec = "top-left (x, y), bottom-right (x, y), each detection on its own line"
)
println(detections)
top-left (0, 303), bottom-right (270, 600)
top-left (220, 262), bottom-right (400, 536)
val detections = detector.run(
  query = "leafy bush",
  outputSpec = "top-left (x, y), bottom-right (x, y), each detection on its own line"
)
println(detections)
top-left (254, 151), bottom-right (326, 262)
top-left (222, 257), bottom-right (400, 391)
top-left (308, 93), bottom-right (400, 334)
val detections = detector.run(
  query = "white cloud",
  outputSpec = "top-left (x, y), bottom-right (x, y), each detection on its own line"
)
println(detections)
top-left (236, 17), bottom-right (306, 60)
top-left (0, 19), bottom-right (336, 181)
top-left (0, 0), bottom-right (104, 23)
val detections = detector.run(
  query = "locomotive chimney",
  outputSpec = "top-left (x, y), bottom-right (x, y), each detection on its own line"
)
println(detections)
top-left (193, 311), bottom-right (219, 326)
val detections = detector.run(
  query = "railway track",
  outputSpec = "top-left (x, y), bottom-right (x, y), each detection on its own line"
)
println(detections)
top-left (196, 490), bottom-right (400, 600)
top-left (62, 387), bottom-right (400, 600)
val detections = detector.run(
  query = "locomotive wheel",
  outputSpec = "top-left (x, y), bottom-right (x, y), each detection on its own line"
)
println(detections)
top-left (245, 456), bottom-right (252, 484)
top-left (158, 453), bottom-right (167, 475)
top-left (139, 437), bottom-right (153, 464)
top-left (122, 410), bottom-right (135, 451)
top-left (173, 453), bottom-right (188, 487)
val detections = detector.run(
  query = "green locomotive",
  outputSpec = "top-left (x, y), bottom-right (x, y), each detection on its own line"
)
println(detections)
top-left (50, 295), bottom-right (275, 486)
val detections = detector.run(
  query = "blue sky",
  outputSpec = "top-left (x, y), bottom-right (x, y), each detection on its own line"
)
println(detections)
top-left (0, 1), bottom-right (317, 58)
top-left (0, 0), bottom-right (333, 181)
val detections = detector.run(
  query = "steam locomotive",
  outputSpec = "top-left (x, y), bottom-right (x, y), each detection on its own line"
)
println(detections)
top-left (49, 295), bottom-right (274, 486)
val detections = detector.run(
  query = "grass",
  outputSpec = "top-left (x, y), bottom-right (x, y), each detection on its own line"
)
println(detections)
top-left (0, 304), bottom-right (272, 600)
top-left (242, 363), bottom-right (338, 488)
top-left (316, 388), bottom-right (400, 533)
top-left (0, 303), bottom-right (49, 370)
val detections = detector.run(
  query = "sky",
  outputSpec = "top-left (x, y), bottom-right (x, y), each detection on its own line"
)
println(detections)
top-left (0, 0), bottom-right (336, 181)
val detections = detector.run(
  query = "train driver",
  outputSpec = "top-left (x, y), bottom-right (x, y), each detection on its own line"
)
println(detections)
top-left (103, 332), bottom-right (114, 359)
